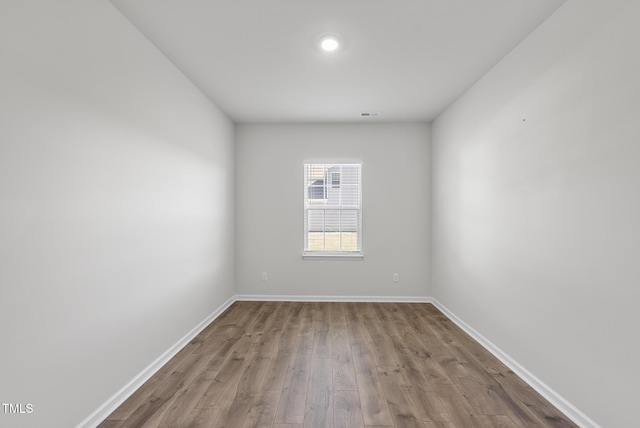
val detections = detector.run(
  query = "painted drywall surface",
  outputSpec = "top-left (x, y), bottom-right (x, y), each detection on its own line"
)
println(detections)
top-left (431, 1), bottom-right (640, 426)
top-left (0, 1), bottom-right (234, 427)
top-left (236, 123), bottom-right (430, 298)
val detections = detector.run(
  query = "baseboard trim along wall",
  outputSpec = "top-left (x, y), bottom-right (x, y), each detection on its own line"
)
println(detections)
top-left (76, 295), bottom-right (236, 428)
top-left (430, 298), bottom-right (601, 428)
top-left (235, 294), bottom-right (431, 303)
top-left (80, 294), bottom-right (597, 428)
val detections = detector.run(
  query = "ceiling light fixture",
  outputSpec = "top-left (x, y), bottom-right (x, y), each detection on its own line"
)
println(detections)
top-left (319, 35), bottom-right (340, 52)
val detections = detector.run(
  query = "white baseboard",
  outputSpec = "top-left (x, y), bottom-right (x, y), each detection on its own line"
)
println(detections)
top-left (235, 294), bottom-right (431, 303)
top-left (76, 295), bottom-right (236, 428)
top-left (430, 298), bottom-right (600, 428)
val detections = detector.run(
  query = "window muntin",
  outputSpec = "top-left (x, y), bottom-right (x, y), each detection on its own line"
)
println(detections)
top-left (304, 163), bottom-right (362, 256)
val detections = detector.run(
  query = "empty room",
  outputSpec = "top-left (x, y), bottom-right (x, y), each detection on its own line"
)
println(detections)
top-left (1, 0), bottom-right (638, 427)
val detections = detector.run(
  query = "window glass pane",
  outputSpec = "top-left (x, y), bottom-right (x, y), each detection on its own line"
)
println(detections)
top-left (304, 163), bottom-right (361, 255)
top-left (331, 172), bottom-right (340, 188)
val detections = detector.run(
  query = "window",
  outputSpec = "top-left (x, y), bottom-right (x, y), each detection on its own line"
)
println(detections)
top-left (304, 163), bottom-right (362, 257)
top-left (331, 172), bottom-right (341, 188)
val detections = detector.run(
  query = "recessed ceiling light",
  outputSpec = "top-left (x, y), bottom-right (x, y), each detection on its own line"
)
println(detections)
top-left (320, 35), bottom-right (340, 52)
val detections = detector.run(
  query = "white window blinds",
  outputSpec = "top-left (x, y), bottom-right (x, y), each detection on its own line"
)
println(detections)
top-left (304, 163), bottom-right (362, 256)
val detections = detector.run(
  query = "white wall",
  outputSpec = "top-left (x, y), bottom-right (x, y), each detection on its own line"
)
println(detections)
top-left (0, 1), bottom-right (235, 427)
top-left (431, 1), bottom-right (640, 426)
top-left (236, 123), bottom-right (430, 299)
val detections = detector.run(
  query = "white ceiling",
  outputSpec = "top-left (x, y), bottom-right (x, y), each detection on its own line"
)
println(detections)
top-left (109, 0), bottom-right (566, 123)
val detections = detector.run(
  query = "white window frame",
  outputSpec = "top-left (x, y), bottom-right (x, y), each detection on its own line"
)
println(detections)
top-left (303, 163), bottom-right (363, 260)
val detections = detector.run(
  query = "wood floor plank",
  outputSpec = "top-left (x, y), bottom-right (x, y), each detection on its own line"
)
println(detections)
top-left (155, 356), bottom-right (222, 427)
top-left (274, 322), bottom-right (314, 425)
top-left (181, 406), bottom-right (222, 428)
top-left (313, 302), bottom-right (331, 331)
top-left (192, 333), bottom-right (253, 409)
top-left (275, 382), bottom-right (307, 426)
top-left (403, 387), bottom-right (450, 423)
top-left (392, 305), bottom-right (452, 386)
top-left (107, 371), bottom-right (188, 428)
top-left (377, 366), bottom-right (427, 428)
top-left (333, 390), bottom-right (365, 428)
top-left (451, 374), bottom-right (530, 428)
top-left (329, 303), bottom-right (348, 328)
top-left (331, 326), bottom-right (358, 390)
top-left (312, 329), bottom-right (331, 359)
top-left (471, 414), bottom-right (522, 428)
top-left (303, 358), bottom-right (333, 428)
top-left (261, 350), bottom-right (292, 391)
top-left (355, 371), bottom-right (393, 426)
top-left (446, 344), bottom-right (544, 427)
top-left (360, 304), bottom-right (402, 370)
top-left (347, 306), bottom-right (394, 424)
top-left (434, 383), bottom-right (481, 428)
top-left (214, 346), bottom-right (274, 427)
top-left (423, 422), bottom-right (457, 428)
top-left (105, 349), bottom-right (210, 422)
top-left (495, 369), bottom-right (578, 427)
top-left (101, 302), bottom-right (578, 428)
top-left (242, 389), bottom-right (281, 428)
top-left (251, 302), bottom-right (291, 357)
top-left (248, 301), bottom-right (279, 332)
top-left (278, 303), bottom-right (304, 354)
top-left (300, 303), bottom-right (315, 334)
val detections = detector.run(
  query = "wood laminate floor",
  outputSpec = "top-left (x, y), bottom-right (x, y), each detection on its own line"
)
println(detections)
top-left (99, 302), bottom-right (577, 428)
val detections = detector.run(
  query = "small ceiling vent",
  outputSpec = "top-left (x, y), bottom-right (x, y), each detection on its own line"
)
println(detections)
top-left (360, 112), bottom-right (381, 118)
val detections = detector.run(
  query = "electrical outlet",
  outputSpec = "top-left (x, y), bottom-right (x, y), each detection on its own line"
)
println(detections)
top-left (393, 273), bottom-right (399, 283)
top-left (261, 272), bottom-right (268, 282)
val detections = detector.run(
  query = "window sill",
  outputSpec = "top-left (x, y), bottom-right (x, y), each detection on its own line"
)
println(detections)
top-left (302, 253), bottom-right (364, 261)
